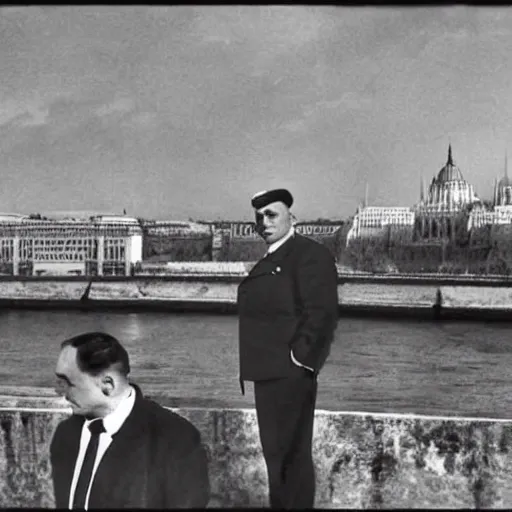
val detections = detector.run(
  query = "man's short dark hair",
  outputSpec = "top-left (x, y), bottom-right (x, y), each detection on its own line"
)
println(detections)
top-left (61, 332), bottom-right (130, 377)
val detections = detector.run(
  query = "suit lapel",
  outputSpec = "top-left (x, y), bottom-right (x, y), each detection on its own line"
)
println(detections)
top-left (266, 235), bottom-right (296, 264)
top-left (56, 414), bottom-right (84, 508)
top-left (242, 235), bottom-right (296, 283)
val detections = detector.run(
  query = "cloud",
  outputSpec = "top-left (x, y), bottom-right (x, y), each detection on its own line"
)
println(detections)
top-left (94, 96), bottom-right (161, 131)
top-left (95, 97), bottom-right (135, 118)
top-left (0, 5), bottom-right (47, 19)
top-left (193, 6), bottom-right (330, 46)
top-left (16, 107), bottom-right (49, 127)
top-left (418, 28), bottom-right (472, 62)
top-left (190, 6), bottom-right (337, 77)
top-left (0, 97), bottom-right (50, 128)
top-left (281, 118), bottom-right (307, 133)
top-left (280, 91), bottom-right (373, 134)
top-left (0, 100), bottom-right (26, 127)
top-left (314, 93), bottom-right (374, 112)
top-left (130, 111), bottom-right (159, 128)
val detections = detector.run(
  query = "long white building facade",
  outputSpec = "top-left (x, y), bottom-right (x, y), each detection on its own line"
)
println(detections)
top-left (0, 214), bottom-right (143, 276)
top-left (346, 206), bottom-right (415, 243)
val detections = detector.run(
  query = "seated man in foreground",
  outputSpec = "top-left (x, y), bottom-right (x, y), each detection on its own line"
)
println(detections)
top-left (50, 331), bottom-right (210, 509)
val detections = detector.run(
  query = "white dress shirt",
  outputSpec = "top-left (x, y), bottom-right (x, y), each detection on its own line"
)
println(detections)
top-left (265, 226), bottom-right (314, 373)
top-left (68, 386), bottom-right (136, 510)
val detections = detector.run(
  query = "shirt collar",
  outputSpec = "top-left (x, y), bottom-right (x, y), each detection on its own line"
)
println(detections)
top-left (85, 386), bottom-right (135, 436)
top-left (266, 225), bottom-right (295, 255)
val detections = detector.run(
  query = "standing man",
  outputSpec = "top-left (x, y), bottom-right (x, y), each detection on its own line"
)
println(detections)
top-left (237, 189), bottom-right (339, 509)
top-left (50, 332), bottom-right (210, 509)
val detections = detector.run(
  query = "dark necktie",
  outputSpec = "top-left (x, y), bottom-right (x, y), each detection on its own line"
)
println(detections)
top-left (72, 419), bottom-right (106, 509)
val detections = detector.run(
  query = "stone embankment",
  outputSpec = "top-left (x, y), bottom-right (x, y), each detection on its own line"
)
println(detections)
top-left (0, 263), bottom-right (511, 319)
top-left (1, 390), bottom-right (512, 508)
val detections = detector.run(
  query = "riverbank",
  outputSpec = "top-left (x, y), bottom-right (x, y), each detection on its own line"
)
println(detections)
top-left (1, 391), bottom-right (511, 508)
top-left (0, 264), bottom-right (512, 319)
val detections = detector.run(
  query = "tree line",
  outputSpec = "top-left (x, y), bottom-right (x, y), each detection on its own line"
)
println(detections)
top-left (142, 219), bottom-right (512, 276)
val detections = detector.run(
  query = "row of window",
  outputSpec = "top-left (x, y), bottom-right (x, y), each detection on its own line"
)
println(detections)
top-left (0, 228), bottom-right (138, 238)
top-left (29, 238), bottom-right (96, 246)
top-left (0, 238), bottom-right (127, 262)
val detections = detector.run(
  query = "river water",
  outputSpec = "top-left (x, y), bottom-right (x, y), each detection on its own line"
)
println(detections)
top-left (1, 310), bottom-right (511, 419)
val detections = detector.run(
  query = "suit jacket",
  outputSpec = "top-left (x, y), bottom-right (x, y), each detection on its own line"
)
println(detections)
top-left (237, 233), bottom-right (339, 381)
top-left (50, 384), bottom-right (210, 509)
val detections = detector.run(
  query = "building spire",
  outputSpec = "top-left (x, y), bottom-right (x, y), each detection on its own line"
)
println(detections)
top-left (505, 151), bottom-right (508, 178)
top-left (447, 143), bottom-right (453, 166)
top-left (493, 176), bottom-right (498, 207)
top-left (364, 181), bottom-right (369, 208)
top-left (420, 173), bottom-right (425, 202)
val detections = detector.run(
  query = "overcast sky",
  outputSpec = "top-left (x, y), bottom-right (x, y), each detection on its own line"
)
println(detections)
top-left (2, 6), bottom-right (512, 221)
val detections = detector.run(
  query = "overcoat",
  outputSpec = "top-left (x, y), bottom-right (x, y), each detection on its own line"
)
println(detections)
top-left (50, 384), bottom-right (210, 509)
top-left (237, 233), bottom-right (339, 382)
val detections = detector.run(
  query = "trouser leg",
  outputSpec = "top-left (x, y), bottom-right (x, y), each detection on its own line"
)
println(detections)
top-left (281, 374), bottom-right (317, 508)
top-left (254, 370), bottom-right (318, 509)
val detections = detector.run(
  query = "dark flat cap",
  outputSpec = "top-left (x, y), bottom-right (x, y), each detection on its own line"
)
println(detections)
top-left (251, 189), bottom-right (294, 209)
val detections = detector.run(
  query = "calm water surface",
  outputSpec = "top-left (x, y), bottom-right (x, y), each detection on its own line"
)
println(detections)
top-left (1, 310), bottom-right (511, 418)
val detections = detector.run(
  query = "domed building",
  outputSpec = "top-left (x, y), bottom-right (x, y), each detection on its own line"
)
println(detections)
top-left (420, 144), bottom-right (480, 212)
top-left (416, 145), bottom-right (480, 241)
top-left (493, 154), bottom-right (512, 207)
top-left (467, 153), bottom-right (512, 232)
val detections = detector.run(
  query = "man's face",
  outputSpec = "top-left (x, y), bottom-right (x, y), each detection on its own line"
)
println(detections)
top-left (55, 345), bottom-right (105, 418)
top-left (255, 201), bottom-right (292, 245)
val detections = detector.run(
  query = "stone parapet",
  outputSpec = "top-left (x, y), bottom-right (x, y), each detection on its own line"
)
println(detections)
top-left (1, 397), bottom-right (512, 508)
top-left (3, 272), bottom-right (512, 320)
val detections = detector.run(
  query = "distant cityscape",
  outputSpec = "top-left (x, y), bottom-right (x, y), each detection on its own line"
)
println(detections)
top-left (0, 212), bottom-right (345, 277)
top-left (1, 144), bottom-right (512, 276)
top-left (347, 144), bottom-right (512, 242)
top-left (342, 144), bottom-right (512, 275)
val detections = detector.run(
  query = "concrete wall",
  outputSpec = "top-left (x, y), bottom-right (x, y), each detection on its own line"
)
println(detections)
top-left (0, 278), bottom-right (499, 308)
top-left (3, 271), bottom-right (512, 317)
top-left (1, 394), bottom-right (512, 508)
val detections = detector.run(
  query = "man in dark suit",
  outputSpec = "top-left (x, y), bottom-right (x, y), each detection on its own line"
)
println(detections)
top-left (50, 332), bottom-right (210, 509)
top-left (237, 189), bottom-right (339, 509)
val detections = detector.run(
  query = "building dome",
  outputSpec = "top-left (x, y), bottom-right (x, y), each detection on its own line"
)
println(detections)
top-left (419, 144), bottom-right (479, 212)
top-left (435, 144), bottom-right (464, 182)
top-left (498, 175), bottom-right (512, 188)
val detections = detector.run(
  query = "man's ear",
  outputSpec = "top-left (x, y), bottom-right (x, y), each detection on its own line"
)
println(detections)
top-left (100, 374), bottom-right (115, 396)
